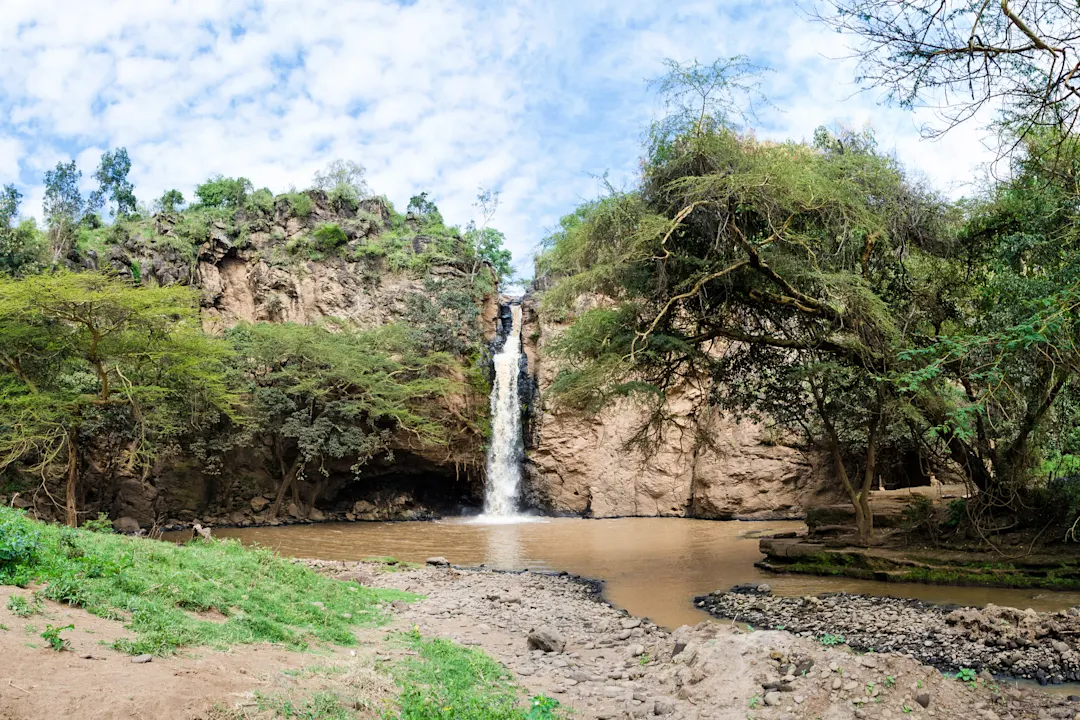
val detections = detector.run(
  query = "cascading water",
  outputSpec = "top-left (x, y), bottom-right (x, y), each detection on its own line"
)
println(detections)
top-left (482, 303), bottom-right (525, 517)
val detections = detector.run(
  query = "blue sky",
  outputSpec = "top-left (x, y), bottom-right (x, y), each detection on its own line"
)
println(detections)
top-left (0, 0), bottom-right (994, 274)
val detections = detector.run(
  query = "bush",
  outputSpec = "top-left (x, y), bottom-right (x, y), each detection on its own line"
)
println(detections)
top-left (313, 223), bottom-right (347, 251)
top-left (280, 192), bottom-right (314, 218)
top-left (195, 176), bottom-right (252, 209)
top-left (0, 511), bottom-right (40, 572)
top-left (246, 188), bottom-right (275, 216)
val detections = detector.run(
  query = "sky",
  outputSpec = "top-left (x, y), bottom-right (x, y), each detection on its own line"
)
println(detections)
top-left (0, 0), bottom-right (996, 275)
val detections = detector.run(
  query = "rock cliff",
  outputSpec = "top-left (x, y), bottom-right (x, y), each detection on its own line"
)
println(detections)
top-left (7, 191), bottom-right (502, 529)
top-left (520, 297), bottom-right (836, 519)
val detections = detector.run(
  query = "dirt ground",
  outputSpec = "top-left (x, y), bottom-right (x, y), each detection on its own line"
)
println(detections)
top-left (2, 563), bottom-right (1078, 720)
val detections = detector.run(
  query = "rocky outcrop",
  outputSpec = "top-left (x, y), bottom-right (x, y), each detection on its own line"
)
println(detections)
top-left (0, 192), bottom-right (500, 530)
top-left (521, 296), bottom-right (835, 519)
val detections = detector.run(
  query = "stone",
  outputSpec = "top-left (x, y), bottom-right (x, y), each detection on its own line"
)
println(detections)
top-left (629, 644), bottom-right (646, 657)
top-left (527, 627), bottom-right (566, 653)
top-left (426, 556), bottom-right (450, 567)
top-left (308, 507), bottom-right (327, 522)
top-left (250, 496), bottom-right (270, 511)
top-left (286, 502), bottom-right (300, 519)
top-left (131, 654), bottom-right (153, 664)
top-left (859, 655), bottom-right (879, 668)
top-left (915, 692), bottom-right (931, 708)
top-left (112, 516), bottom-right (141, 534)
top-left (763, 691), bottom-right (782, 707)
top-left (756, 584), bottom-right (772, 594)
top-left (621, 617), bottom-right (642, 630)
top-left (653, 697), bottom-right (676, 716)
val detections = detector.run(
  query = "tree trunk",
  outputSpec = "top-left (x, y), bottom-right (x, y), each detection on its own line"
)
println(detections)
top-left (307, 479), bottom-right (327, 519)
top-left (65, 431), bottom-right (78, 527)
top-left (268, 458), bottom-right (302, 520)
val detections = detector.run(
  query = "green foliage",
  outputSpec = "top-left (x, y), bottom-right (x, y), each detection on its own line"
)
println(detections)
top-left (90, 148), bottom-right (137, 218)
top-left (194, 176), bottom-right (252, 209)
top-left (40, 623), bottom-right (73, 651)
top-left (43, 160), bottom-right (92, 256)
top-left (819, 633), bottom-right (845, 646)
top-left (228, 321), bottom-right (460, 514)
top-left (6, 594), bottom-right (38, 617)
top-left (0, 511), bottom-right (39, 569)
top-left (0, 506), bottom-right (411, 655)
top-left (389, 633), bottom-right (555, 720)
top-left (312, 223), bottom-right (348, 251)
top-left (280, 192), bottom-right (314, 218)
top-left (466, 226), bottom-right (513, 279)
top-left (406, 192), bottom-right (443, 225)
top-left (0, 273), bottom-right (239, 524)
top-left (0, 186), bottom-right (45, 276)
top-left (157, 189), bottom-right (185, 213)
top-left (82, 513), bottom-right (114, 533)
top-left (536, 58), bottom-right (1080, 535)
top-left (404, 278), bottom-right (483, 355)
top-left (312, 160), bottom-right (369, 208)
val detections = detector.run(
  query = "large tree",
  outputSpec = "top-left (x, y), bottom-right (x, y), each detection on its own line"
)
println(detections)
top-left (228, 321), bottom-right (458, 520)
top-left (0, 273), bottom-right (236, 526)
top-left (817, 1), bottom-right (1080, 142)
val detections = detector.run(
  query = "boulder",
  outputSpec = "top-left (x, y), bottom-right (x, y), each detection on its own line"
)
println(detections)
top-left (527, 627), bottom-right (566, 653)
top-left (114, 478), bottom-right (158, 526)
top-left (426, 556), bottom-right (450, 567)
top-left (112, 516), bottom-right (141, 534)
top-left (250, 496), bottom-right (270, 512)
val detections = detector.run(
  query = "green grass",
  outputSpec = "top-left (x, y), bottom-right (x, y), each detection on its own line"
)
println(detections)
top-left (0, 507), bottom-right (413, 656)
top-left (387, 631), bottom-right (561, 720)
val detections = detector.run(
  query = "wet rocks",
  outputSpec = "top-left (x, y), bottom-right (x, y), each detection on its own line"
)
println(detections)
top-left (696, 588), bottom-right (1080, 682)
top-left (425, 556), bottom-right (450, 567)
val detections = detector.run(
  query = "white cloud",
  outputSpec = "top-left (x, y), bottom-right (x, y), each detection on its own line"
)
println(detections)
top-left (0, 0), bottom-right (998, 274)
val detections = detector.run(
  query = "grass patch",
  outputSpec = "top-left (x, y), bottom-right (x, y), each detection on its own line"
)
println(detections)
top-left (0, 507), bottom-right (413, 656)
top-left (387, 630), bottom-right (561, 719)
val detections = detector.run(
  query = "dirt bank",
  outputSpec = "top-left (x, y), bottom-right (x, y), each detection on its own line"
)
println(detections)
top-left (3, 561), bottom-right (1078, 719)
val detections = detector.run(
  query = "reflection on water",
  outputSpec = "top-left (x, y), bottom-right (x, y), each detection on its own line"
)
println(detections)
top-left (198, 517), bottom-right (1080, 629)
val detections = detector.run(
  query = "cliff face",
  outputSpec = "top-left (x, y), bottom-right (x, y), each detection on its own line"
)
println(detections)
top-left (520, 298), bottom-right (836, 519)
top-left (59, 193), bottom-right (500, 529)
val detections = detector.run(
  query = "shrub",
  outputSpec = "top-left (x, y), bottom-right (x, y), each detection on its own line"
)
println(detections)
top-left (0, 511), bottom-right (39, 570)
top-left (313, 223), bottom-right (348, 251)
top-left (280, 192), bottom-right (314, 218)
top-left (246, 188), bottom-right (275, 215)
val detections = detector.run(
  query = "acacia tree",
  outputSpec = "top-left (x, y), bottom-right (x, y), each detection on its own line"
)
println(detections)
top-left (817, 1), bottom-right (1080, 142)
top-left (0, 273), bottom-right (236, 526)
top-left (228, 322), bottom-right (457, 520)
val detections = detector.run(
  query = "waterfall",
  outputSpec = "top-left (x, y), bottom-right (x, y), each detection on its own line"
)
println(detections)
top-left (482, 303), bottom-right (525, 517)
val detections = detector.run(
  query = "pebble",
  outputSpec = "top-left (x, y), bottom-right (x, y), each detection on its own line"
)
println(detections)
top-left (130, 654), bottom-right (153, 664)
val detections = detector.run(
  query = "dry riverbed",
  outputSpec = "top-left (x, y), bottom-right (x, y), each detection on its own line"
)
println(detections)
top-left (315, 560), bottom-right (1077, 720)
top-left (4, 558), bottom-right (1080, 720)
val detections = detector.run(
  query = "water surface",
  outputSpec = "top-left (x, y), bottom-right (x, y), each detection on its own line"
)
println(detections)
top-left (206, 517), bottom-right (1080, 628)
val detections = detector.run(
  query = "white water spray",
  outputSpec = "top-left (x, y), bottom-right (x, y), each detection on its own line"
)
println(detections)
top-left (482, 304), bottom-right (525, 517)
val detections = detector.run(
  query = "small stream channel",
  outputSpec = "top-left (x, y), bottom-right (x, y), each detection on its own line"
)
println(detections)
top-left (205, 517), bottom-right (1080, 629)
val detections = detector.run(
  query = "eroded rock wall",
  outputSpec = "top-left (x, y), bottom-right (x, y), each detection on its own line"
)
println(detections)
top-left (521, 297), bottom-right (835, 519)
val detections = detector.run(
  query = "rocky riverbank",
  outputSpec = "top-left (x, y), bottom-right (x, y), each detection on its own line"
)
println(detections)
top-left (308, 560), bottom-right (1075, 719)
top-left (696, 587), bottom-right (1080, 687)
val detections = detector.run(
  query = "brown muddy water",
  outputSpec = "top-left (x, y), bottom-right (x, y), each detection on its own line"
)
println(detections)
top-left (202, 517), bottom-right (1080, 629)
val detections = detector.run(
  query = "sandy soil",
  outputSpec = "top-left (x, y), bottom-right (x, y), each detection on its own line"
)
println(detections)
top-left (2, 563), bottom-right (1078, 720)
